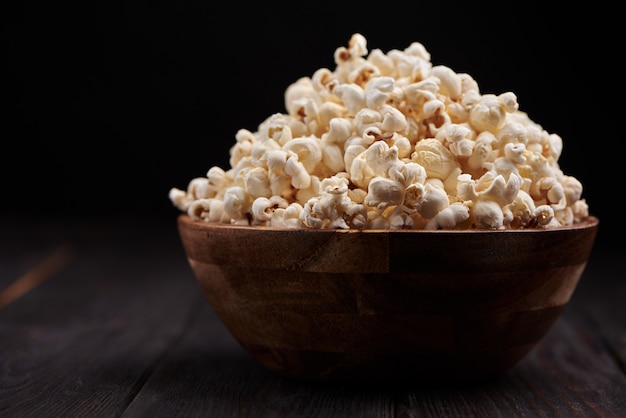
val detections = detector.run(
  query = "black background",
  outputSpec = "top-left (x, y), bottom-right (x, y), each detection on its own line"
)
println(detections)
top-left (3, 1), bottom-right (621, 252)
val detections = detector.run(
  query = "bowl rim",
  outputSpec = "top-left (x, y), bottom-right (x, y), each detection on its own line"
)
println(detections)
top-left (177, 214), bottom-right (599, 235)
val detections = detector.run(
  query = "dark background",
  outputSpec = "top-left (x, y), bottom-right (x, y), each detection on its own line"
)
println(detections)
top-left (3, 1), bottom-right (621, 252)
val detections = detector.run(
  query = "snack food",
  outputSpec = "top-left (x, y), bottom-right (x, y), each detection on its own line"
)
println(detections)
top-left (169, 33), bottom-right (589, 230)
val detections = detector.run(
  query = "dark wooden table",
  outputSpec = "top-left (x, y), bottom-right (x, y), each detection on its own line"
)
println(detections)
top-left (1, 216), bottom-right (625, 417)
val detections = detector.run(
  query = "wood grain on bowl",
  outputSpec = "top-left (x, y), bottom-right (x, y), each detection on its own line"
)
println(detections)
top-left (177, 214), bottom-right (599, 382)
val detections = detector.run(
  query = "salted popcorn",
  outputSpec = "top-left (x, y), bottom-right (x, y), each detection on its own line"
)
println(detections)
top-left (169, 33), bottom-right (589, 230)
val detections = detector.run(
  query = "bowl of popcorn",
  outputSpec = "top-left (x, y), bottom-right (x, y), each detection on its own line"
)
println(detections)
top-left (170, 34), bottom-right (598, 383)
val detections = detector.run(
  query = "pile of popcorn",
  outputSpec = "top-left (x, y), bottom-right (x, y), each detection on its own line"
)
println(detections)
top-left (169, 33), bottom-right (589, 230)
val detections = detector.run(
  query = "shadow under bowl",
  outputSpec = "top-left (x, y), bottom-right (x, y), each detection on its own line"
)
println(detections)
top-left (176, 214), bottom-right (599, 383)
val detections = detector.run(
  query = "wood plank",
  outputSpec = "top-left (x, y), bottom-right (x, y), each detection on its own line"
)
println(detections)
top-left (397, 259), bottom-right (626, 417)
top-left (0, 218), bottom-right (72, 291)
top-left (572, 250), bottom-right (626, 367)
top-left (122, 298), bottom-right (396, 418)
top-left (0, 218), bottom-right (201, 417)
top-left (394, 306), bottom-right (626, 417)
top-left (0, 244), bottom-right (73, 309)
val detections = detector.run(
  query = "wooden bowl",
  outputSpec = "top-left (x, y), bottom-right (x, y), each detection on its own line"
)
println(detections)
top-left (176, 214), bottom-right (599, 383)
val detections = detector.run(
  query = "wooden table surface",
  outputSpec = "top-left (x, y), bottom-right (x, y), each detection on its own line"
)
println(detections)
top-left (1, 216), bottom-right (625, 418)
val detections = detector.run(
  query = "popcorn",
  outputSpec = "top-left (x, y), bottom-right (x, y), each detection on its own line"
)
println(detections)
top-left (170, 34), bottom-right (589, 230)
